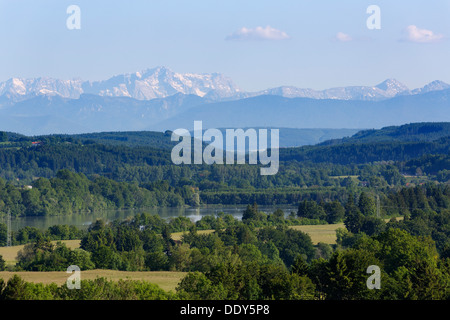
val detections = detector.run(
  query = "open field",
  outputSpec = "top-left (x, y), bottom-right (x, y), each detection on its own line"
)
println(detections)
top-left (329, 175), bottom-right (360, 179)
top-left (171, 229), bottom-right (215, 241)
top-left (0, 270), bottom-right (186, 292)
top-left (291, 223), bottom-right (344, 244)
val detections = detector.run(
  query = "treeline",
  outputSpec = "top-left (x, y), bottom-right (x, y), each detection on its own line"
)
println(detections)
top-left (0, 223), bottom-right (84, 247)
top-left (0, 132), bottom-right (447, 189)
top-left (0, 275), bottom-right (174, 300)
top-left (0, 133), bottom-right (448, 211)
top-left (321, 122), bottom-right (450, 145)
top-left (0, 141), bottom-right (412, 189)
top-left (0, 142), bottom-right (171, 181)
top-left (281, 137), bottom-right (450, 165)
top-left (400, 154), bottom-right (450, 182)
top-left (0, 170), bottom-right (193, 217)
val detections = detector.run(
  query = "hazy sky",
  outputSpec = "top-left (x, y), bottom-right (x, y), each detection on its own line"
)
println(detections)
top-left (0, 0), bottom-right (449, 91)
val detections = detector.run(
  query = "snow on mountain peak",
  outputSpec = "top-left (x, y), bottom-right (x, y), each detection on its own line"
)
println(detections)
top-left (0, 70), bottom-right (448, 103)
top-left (375, 79), bottom-right (409, 93)
top-left (412, 80), bottom-right (450, 95)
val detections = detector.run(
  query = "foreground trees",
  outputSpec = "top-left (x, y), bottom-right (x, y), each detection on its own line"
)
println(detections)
top-left (5, 189), bottom-right (450, 300)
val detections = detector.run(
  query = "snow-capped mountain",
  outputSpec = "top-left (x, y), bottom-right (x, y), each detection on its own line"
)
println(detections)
top-left (0, 67), bottom-right (448, 103)
top-left (82, 67), bottom-right (242, 100)
top-left (254, 79), bottom-right (411, 101)
top-left (0, 72), bottom-right (448, 135)
top-left (0, 67), bottom-right (242, 102)
top-left (0, 77), bottom-right (83, 102)
top-left (411, 80), bottom-right (450, 95)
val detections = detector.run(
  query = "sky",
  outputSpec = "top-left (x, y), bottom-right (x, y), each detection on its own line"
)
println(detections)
top-left (0, 0), bottom-right (449, 91)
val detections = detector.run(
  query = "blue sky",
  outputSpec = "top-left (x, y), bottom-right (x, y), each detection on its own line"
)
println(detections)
top-left (0, 0), bottom-right (449, 91)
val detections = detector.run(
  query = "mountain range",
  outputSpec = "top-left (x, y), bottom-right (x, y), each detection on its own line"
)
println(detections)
top-left (2, 66), bottom-right (450, 103)
top-left (0, 66), bottom-right (449, 136)
top-left (0, 67), bottom-right (241, 104)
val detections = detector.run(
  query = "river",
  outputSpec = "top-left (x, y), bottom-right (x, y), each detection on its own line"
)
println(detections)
top-left (5, 205), bottom-right (298, 232)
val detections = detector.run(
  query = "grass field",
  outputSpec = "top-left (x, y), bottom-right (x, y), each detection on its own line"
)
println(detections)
top-left (291, 223), bottom-right (344, 244)
top-left (0, 270), bottom-right (186, 292)
top-left (172, 229), bottom-right (215, 241)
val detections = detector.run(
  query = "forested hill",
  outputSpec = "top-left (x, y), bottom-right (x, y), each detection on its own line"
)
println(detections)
top-left (280, 136), bottom-right (450, 165)
top-left (0, 122), bottom-right (448, 181)
top-left (1, 130), bottom-right (177, 150)
top-left (69, 131), bottom-right (176, 149)
top-left (277, 122), bottom-right (450, 165)
top-left (319, 122), bottom-right (450, 145)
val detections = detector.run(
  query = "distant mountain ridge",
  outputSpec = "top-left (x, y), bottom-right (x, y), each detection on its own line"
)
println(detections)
top-left (250, 79), bottom-right (411, 101)
top-left (1, 67), bottom-right (449, 103)
top-left (153, 89), bottom-right (450, 132)
top-left (0, 67), bottom-right (241, 103)
top-left (0, 67), bottom-right (450, 136)
top-left (0, 88), bottom-right (449, 136)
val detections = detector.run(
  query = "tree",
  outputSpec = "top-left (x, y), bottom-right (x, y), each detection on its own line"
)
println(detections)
top-left (242, 203), bottom-right (265, 223)
top-left (291, 254), bottom-right (309, 276)
top-left (0, 275), bottom-right (30, 300)
top-left (344, 195), bottom-right (364, 234)
top-left (315, 242), bottom-right (333, 260)
top-left (358, 192), bottom-right (376, 216)
top-left (69, 249), bottom-right (95, 270)
top-left (360, 216), bottom-right (386, 236)
top-left (115, 226), bottom-right (143, 252)
top-left (0, 222), bottom-right (7, 246)
top-left (90, 245), bottom-right (122, 270)
top-left (297, 200), bottom-right (326, 220)
top-left (176, 271), bottom-right (226, 300)
top-left (0, 255), bottom-right (5, 271)
top-left (324, 200), bottom-right (345, 224)
top-left (323, 249), bottom-right (381, 300)
top-left (0, 132), bottom-right (7, 143)
top-left (257, 226), bottom-right (315, 267)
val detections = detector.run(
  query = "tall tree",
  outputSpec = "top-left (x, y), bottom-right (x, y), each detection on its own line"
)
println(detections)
top-left (358, 192), bottom-right (376, 216)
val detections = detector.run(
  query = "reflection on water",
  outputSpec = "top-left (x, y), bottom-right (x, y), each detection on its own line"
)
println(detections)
top-left (5, 205), bottom-right (297, 232)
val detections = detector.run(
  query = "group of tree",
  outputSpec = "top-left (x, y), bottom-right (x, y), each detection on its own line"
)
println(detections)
top-left (11, 208), bottom-right (319, 273)
top-left (0, 275), bottom-right (173, 300)
top-left (0, 131), bottom-right (448, 210)
top-left (3, 225), bottom-right (450, 300)
top-left (0, 188), bottom-right (449, 299)
top-left (0, 169), bottom-right (197, 217)
top-left (0, 223), bottom-right (84, 247)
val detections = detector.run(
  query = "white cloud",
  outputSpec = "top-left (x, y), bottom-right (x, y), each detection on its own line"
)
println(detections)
top-left (335, 32), bottom-right (353, 42)
top-left (226, 26), bottom-right (290, 41)
top-left (404, 25), bottom-right (444, 43)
